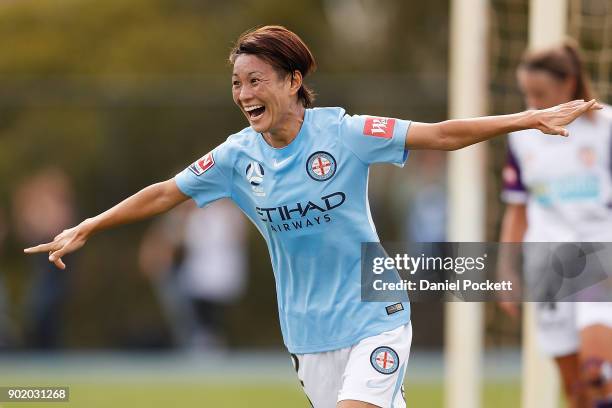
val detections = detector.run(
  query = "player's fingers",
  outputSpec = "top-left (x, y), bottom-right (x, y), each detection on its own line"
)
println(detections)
top-left (53, 227), bottom-right (75, 241)
top-left (553, 126), bottom-right (569, 137)
top-left (576, 99), bottom-right (604, 111)
top-left (49, 246), bottom-right (69, 263)
top-left (540, 121), bottom-right (568, 136)
top-left (556, 100), bottom-right (585, 115)
top-left (586, 99), bottom-right (603, 111)
top-left (543, 125), bottom-right (568, 136)
top-left (576, 99), bottom-right (597, 114)
top-left (560, 100), bottom-right (595, 124)
top-left (569, 99), bottom-right (595, 114)
top-left (52, 256), bottom-right (66, 270)
top-left (559, 99), bottom-right (584, 110)
top-left (560, 100), bottom-right (588, 116)
top-left (24, 242), bottom-right (57, 254)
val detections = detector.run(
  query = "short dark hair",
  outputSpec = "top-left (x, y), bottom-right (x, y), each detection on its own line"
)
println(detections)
top-left (519, 39), bottom-right (594, 101)
top-left (229, 25), bottom-right (317, 108)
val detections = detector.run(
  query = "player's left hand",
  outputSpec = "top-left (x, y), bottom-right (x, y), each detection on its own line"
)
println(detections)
top-left (531, 99), bottom-right (602, 136)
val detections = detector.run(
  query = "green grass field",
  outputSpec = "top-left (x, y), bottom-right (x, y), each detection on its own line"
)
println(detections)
top-left (0, 352), bottom-right (522, 407)
top-left (0, 379), bottom-right (520, 407)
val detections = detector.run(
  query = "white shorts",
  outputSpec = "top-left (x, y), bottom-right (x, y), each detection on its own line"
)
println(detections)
top-left (536, 302), bottom-right (612, 357)
top-left (290, 323), bottom-right (412, 408)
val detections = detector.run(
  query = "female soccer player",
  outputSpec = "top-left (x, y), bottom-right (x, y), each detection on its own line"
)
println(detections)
top-left (500, 42), bottom-right (612, 408)
top-left (26, 26), bottom-right (600, 408)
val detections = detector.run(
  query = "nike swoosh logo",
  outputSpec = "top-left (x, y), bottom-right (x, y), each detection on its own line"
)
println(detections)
top-left (273, 158), bottom-right (291, 168)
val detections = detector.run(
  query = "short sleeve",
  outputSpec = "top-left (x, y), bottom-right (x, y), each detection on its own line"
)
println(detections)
top-left (174, 143), bottom-right (233, 208)
top-left (501, 144), bottom-right (528, 204)
top-left (339, 114), bottom-right (411, 166)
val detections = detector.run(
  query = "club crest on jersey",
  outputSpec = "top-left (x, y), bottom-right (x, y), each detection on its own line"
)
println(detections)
top-left (370, 346), bottom-right (399, 375)
top-left (363, 117), bottom-right (396, 139)
top-left (306, 151), bottom-right (336, 181)
top-left (189, 152), bottom-right (215, 176)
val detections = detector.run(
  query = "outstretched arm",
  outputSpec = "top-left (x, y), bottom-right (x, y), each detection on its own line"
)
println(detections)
top-left (24, 179), bottom-right (189, 269)
top-left (406, 99), bottom-right (601, 151)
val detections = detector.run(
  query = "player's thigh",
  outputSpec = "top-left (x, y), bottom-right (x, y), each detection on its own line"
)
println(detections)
top-left (577, 302), bottom-right (612, 362)
top-left (291, 349), bottom-right (349, 408)
top-left (577, 302), bottom-right (612, 395)
top-left (577, 302), bottom-right (612, 349)
top-left (553, 353), bottom-right (582, 399)
top-left (580, 324), bottom-right (612, 361)
top-left (337, 323), bottom-right (412, 408)
top-left (535, 302), bottom-right (579, 357)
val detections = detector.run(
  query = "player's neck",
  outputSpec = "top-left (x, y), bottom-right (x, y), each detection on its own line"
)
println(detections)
top-left (262, 105), bottom-right (305, 148)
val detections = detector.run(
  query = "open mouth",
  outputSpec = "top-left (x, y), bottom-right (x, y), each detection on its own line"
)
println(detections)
top-left (245, 105), bottom-right (266, 119)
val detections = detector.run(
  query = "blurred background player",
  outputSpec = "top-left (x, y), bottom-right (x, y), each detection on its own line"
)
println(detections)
top-left (500, 41), bottom-right (612, 408)
top-left (12, 167), bottom-right (77, 349)
top-left (139, 199), bottom-right (247, 350)
top-left (400, 151), bottom-right (447, 244)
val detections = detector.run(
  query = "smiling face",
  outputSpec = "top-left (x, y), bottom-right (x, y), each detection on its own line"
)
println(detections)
top-left (232, 54), bottom-right (300, 134)
top-left (517, 68), bottom-right (575, 110)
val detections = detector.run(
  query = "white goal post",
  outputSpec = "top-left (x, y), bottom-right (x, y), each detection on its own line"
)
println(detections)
top-left (444, 1), bottom-right (488, 408)
top-left (522, 2), bottom-right (568, 408)
top-left (445, 1), bottom-right (567, 408)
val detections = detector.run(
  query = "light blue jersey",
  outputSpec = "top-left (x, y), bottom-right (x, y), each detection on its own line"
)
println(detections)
top-left (175, 107), bottom-right (411, 353)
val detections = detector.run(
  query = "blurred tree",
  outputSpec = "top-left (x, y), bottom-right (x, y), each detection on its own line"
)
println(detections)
top-left (0, 0), bottom-right (448, 348)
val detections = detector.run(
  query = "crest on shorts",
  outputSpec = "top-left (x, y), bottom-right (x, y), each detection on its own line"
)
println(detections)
top-left (306, 151), bottom-right (336, 181)
top-left (370, 346), bottom-right (399, 375)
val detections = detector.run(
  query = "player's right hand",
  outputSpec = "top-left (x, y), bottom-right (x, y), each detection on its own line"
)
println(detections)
top-left (23, 222), bottom-right (91, 270)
